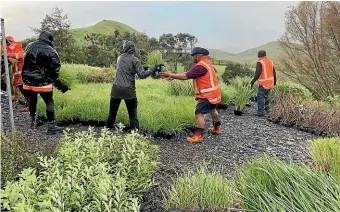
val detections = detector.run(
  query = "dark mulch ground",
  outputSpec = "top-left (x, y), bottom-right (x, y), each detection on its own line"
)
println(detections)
top-left (1, 92), bottom-right (315, 212)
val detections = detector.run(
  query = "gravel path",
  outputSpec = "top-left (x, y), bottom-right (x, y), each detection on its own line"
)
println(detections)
top-left (1, 91), bottom-right (316, 211)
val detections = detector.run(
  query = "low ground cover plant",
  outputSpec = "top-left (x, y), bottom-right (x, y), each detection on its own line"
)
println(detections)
top-left (166, 167), bottom-right (234, 211)
top-left (0, 131), bottom-right (54, 185)
top-left (308, 137), bottom-right (340, 175)
top-left (38, 79), bottom-right (196, 132)
top-left (1, 128), bottom-right (159, 211)
top-left (236, 155), bottom-right (340, 211)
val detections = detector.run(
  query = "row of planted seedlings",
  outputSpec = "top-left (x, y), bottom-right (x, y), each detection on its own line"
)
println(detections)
top-left (36, 62), bottom-right (235, 139)
top-left (1, 127), bottom-right (160, 211)
top-left (268, 90), bottom-right (340, 137)
top-left (165, 137), bottom-right (340, 212)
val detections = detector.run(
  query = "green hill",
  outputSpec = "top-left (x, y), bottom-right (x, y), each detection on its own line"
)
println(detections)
top-left (72, 20), bottom-right (140, 44)
top-left (208, 49), bottom-right (235, 61)
top-left (209, 41), bottom-right (283, 66)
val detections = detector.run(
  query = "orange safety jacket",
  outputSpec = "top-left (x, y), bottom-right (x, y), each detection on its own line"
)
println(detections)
top-left (23, 84), bottom-right (53, 92)
top-left (193, 56), bottom-right (221, 104)
top-left (257, 56), bottom-right (274, 89)
top-left (5, 39), bottom-right (25, 85)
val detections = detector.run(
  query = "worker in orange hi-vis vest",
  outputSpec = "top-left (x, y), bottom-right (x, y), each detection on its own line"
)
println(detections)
top-left (251, 50), bottom-right (277, 117)
top-left (159, 47), bottom-right (222, 144)
top-left (1, 36), bottom-right (30, 112)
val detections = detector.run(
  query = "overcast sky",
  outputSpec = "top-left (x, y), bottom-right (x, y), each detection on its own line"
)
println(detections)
top-left (0, 1), bottom-right (298, 53)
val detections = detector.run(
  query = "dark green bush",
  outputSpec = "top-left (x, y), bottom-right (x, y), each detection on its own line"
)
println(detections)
top-left (221, 61), bottom-right (254, 84)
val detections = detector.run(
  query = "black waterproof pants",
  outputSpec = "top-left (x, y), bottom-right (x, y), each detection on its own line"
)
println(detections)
top-left (106, 97), bottom-right (139, 130)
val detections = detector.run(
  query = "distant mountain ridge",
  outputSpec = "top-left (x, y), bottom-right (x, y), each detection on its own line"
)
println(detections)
top-left (208, 41), bottom-right (282, 65)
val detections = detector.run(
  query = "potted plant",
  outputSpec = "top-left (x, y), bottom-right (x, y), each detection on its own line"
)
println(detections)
top-left (231, 77), bottom-right (256, 116)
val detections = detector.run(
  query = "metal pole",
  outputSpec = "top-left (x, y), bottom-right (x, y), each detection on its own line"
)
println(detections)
top-left (1, 18), bottom-right (15, 130)
top-left (0, 51), bottom-right (3, 132)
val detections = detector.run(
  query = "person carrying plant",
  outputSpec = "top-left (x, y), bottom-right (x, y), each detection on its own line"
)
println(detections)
top-left (159, 47), bottom-right (222, 143)
top-left (250, 50), bottom-right (277, 116)
top-left (22, 31), bottom-right (66, 134)
top-left (106, 40), bottom-right (157, 132)
top-left (1, 36), bottom-right (30, 112)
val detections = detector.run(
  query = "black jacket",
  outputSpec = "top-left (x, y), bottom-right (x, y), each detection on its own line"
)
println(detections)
top-left (22, 31), bottom-right (61, 87)
top-left (113, 41), bottom-right (151, 90)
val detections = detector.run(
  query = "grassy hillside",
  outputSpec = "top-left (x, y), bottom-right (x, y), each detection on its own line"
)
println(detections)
top-left (209, 41), bottom-right (283, 66)
top-left (72, 20), bottom-right (139, 44)
top-left (208, 49), bottom-right (235, 61)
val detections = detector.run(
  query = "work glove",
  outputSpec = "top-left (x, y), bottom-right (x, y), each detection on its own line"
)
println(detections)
top-left (54, 79), bottom-right (70, 93)
top-left (151, 64), bottom-right (166, 78)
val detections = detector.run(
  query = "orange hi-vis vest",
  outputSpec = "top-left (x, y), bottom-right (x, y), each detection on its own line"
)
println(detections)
top-left (23, 84), bottom-right (53, 92)
top-left (6, 41), bottom-right (25, 85)
top-left (193, 56), bottom-right (221, 104)
top-left (257, 56), bottom-right (274, 89)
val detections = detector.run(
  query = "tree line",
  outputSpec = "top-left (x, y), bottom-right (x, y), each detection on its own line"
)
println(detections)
top-left (21, 7), bottom-right (198, 72)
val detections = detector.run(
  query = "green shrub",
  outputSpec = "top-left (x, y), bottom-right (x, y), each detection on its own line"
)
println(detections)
top-left (221, 61), bottom-right (254, 84)
top-left (308, 137), bottom-right (340, 175)
top-left (270, 80), bottom-right (313, 101)
top-left (166, 167), bottom-right (234, 211)
top-left (38, 79), bottom-right (196, 132)
top-left (237, 155), bottom-right (340, 211)
top-left (85, 67), bottom-right (115, 83)
top-left (0, 131), bottom-right (54, 185)
top-left (147, 51), bottom-right (165, 67)
top-left (1, 128), bottom-right (159, 211)
top-left (230, 77), bottom-right (256, 110)
top-left (61, 63), bottom-right (105, 83)
top-left (169, 80), bottom-right (194, 96)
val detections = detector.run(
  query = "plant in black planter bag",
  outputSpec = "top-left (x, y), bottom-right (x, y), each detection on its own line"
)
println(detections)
top-left (231, 77), bottom-right (256, 116)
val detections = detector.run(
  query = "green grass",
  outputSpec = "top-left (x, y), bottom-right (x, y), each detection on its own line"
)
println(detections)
top-left (237, 155), bottom-right (340, 211)
top-left (166, 167), bottom-right (234, 211)
top-left (38, 79), bottom-right (196, 132)
top-left (308, 137), bottom-right (340, 175)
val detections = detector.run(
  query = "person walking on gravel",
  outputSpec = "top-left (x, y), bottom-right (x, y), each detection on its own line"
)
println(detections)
top-left (251, 50), bottom-right (276, 117)
top-left (160, 47), bottom-right (222, 143)
top-left (106, 41), bottom-right (156, 132)
top-left (22, 31), bottom-right (64, 135)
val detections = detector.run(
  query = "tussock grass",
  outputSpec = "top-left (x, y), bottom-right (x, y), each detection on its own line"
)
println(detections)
top-left (38, 79), bottom-right (196, 132)
top-left (309, 137), bottom-right (340, 175)
top-left (147, 51), bottom-right (165, 67)
top-left (166, 167), bottom-right (234, 211)
top-left (230, 76), bottom-right (256, 110)
top-left (237, 155), bottom-right (340, 211)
